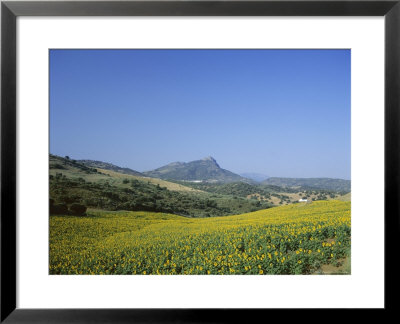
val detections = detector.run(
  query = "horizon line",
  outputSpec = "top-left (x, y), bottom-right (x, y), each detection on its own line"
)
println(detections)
top-left (49, 152), bottom-right (351, 181)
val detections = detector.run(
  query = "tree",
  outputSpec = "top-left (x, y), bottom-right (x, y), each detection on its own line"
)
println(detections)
top-left (50, 203), bottom-right (68, 215)
top-left (69, 203), bottom-right (87, 216)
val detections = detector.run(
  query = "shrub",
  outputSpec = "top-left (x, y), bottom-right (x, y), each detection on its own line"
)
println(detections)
top-left (50, 163), bottom-right (66, 170)
top-left (69, 204), bottom-right (87, 216)
top-left (50, 203), bottom-right (68, 215)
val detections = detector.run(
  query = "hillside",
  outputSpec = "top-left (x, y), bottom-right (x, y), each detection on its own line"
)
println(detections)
top-left (95, 168), bottom-right (202, 193)
top-left (171, 181), bottom-right (289, 198)
top-left (262, 177), bottom-right (351, 192)
top-left (143, 156), bottom-right (249, 183)
top-left (51, 154), bottom-right (200, 193)
top-left (49, 154), bottom-right (271, 217)
top-left (78, 159), bottom-right (143, 177)
top-left (50, 155), bottom-right (350, 210)
top-left (173, 180), bottom-right (349, 205)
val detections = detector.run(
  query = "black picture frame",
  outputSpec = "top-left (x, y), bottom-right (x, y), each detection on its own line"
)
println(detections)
top-left (1, 0), bottom-right (399, 322)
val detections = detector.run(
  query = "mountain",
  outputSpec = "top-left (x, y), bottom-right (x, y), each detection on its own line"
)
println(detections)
top-left (143, 156), bottom-right (249, 183)
top-left (240, 172), bottom-right (269, 182)
top-left (262, 177), bottom-right (351, 192)
top-left (78, 159), bottom-right (144, 177)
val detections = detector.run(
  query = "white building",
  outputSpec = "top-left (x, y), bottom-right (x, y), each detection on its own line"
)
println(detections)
top-left (299, 199), bottom-right (308, 202)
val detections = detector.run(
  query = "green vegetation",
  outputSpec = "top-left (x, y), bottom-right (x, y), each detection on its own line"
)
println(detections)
top-left (171, 181), bottom-right (285, 197)
top-left (171, 181), bottom-right (243, 196)
top-left (50, 155), bottom-right (271, 218)
top-left (78, 159), bottom-right (143, 177)
top-left (50, 155), bottom-right (350, 216)
top-left (262, 177), bottom-right (351, 192)
top-left (49, 155), bottom-right (99, 174)
top-left (50, 198), bottom-right (87, 216)
top-left (50, 154), bottom-right (201, 193)
top-left (171, 180), bottom-right (347, 205)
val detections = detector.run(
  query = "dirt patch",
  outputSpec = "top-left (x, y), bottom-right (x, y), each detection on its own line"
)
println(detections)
top-left (337, 192), bottom-right (351, 201)
top-left (97, 168), bottom-right (203, 193)
top-left (314, 257), bottom-right (351, 275)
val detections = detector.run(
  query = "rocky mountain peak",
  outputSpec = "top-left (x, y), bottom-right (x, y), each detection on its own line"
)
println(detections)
top-left (202, 156), bottom-right (216, 162)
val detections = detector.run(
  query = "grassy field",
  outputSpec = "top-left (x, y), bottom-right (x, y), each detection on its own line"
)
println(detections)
top-left (50, 200), bottom-right (351, 275)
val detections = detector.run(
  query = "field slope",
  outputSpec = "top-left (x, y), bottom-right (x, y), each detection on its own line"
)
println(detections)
top-left (50, 200), bottom-right (351, 275)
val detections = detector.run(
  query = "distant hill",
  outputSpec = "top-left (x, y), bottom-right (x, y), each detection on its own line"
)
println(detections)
top-left (170, 181), bottom-right (290, 198)
top-left (262, 177), bottom-right (351, 192)
top-left (240, 172), bottom-right (269, 182)
top-left (78, 159), bottom-right (144, 177)
top-left (50, 154), bottom-right (99, 174)
top-left (143, 156), bottom-right (249, 183)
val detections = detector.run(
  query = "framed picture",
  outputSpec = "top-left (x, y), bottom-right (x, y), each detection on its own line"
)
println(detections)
top-left (1, 0), bottom-right (398, 321)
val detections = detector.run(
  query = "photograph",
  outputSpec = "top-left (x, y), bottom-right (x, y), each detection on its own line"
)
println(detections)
top-left (49, 49), bottom-right (351, 275)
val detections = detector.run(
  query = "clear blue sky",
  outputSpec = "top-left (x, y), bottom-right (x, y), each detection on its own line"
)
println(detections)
top-left (50, 49), bottom-right (350, 179)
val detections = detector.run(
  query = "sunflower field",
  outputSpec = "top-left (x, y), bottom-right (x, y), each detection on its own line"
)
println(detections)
top-left (49, 200), bottom-right (350, 275)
